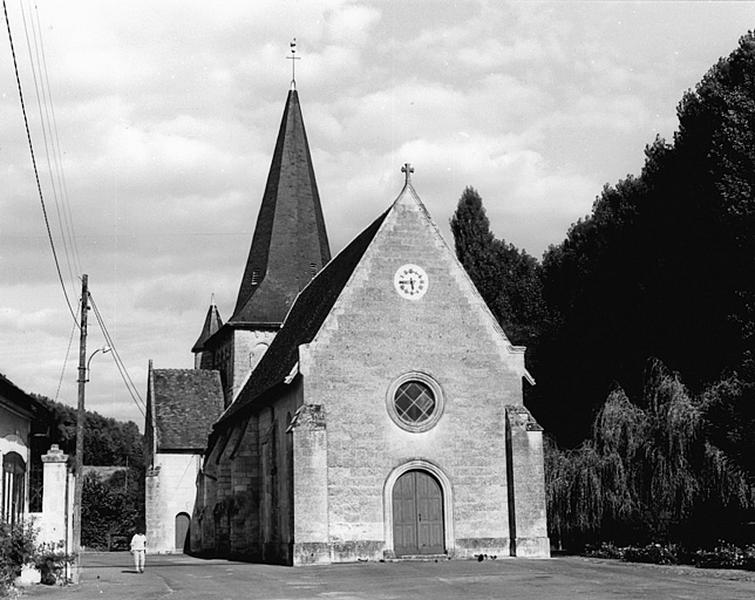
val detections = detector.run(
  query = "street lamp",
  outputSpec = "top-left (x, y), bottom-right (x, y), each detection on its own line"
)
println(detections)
top-left (85, 346), bottom-right (111, 382)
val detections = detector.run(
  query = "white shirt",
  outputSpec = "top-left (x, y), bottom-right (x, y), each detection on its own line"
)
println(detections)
top-left (130, 533), bottom-right (147, 551)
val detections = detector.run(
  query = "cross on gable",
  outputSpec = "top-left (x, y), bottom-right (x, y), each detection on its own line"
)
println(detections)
top-left (401, 163), bottom-right (414, 184)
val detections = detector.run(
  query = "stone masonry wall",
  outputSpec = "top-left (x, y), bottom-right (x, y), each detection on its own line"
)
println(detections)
top-left (298, 187), bottom-right (543, 561)
top-left (229, 413), bottom-right (260, 558)
top-left (146, 453), bottom-right (201, 554)
top-left (232, 330), bottom-right (276, 402)
top-left (193, 380), bottom-right (301, 564)
top-left (197, 442), bottom-right (219, 555)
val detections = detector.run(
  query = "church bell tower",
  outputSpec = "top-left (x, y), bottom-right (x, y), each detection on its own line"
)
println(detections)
top-left (199, 87), bottom-right (331, 406)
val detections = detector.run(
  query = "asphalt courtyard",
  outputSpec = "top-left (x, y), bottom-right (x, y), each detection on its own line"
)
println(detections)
top-left (19, 552), bottom-right (755, 600)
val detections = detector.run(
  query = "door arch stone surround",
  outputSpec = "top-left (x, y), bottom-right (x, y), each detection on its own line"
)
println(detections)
top-left (383, 459), bottom-right (454, 557)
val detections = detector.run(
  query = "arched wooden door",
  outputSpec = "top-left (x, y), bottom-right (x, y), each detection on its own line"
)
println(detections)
top-left (175, 512), bottom-right (190, 551)
top-left (392, 470), bottom-right (444, 556)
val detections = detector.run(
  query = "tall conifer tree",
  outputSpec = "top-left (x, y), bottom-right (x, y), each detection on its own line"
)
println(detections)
top-left (449, 187), bottom-right (499, 308)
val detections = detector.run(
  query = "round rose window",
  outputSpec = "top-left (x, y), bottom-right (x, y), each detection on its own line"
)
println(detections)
top-left (387, 373), bottom-right (444, 433)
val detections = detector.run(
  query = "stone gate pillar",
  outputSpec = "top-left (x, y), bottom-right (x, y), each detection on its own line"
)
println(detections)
top-left (39, 445), bottom-right (71, 549)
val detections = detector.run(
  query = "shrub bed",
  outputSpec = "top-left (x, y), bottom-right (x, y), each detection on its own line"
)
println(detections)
top-left (582, 540), bottom-right (755, 571)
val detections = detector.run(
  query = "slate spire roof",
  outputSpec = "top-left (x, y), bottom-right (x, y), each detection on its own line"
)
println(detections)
top-left (191, 301), bottom-right (223, 353)
top-left (230, 89), bottom-right (331, 326)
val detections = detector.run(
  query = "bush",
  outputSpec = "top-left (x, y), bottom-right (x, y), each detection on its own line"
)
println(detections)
top-left (622, 543), bottom-right (682, 565)
top-left (693, 541), bottom-right (755, 570)
top-left (584, 542), bottom-right (625, 559)
top-left (0, 521), bottom-right (37, 594)
top-left (33, 541), bottom-right (74, 585)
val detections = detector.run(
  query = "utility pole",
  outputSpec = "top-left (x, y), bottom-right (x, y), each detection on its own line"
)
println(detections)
top-left (73, 274), bottom-right (88, 582)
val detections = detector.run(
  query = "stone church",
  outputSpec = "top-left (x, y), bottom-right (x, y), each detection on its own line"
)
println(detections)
top-left (145, 85), bottom-right (549, 564)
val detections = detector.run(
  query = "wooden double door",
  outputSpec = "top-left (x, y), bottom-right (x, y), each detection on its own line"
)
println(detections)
top-left (392, 470), bottom-right (445, 555)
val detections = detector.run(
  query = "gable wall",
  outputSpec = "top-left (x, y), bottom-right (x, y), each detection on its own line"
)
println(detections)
top-left (301, 191), bottom-right (526, 558)
top-left (145, 452), bottom-right (201, 553)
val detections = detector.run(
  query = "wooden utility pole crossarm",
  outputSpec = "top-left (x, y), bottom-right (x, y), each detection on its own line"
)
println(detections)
top-left (73, 274), bottom-right (88, 582)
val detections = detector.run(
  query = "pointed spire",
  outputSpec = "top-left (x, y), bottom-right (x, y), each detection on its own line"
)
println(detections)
top-left (191, 300), bottom-right (223, 353)
top-left (230, 89), bottom-right (331, 325)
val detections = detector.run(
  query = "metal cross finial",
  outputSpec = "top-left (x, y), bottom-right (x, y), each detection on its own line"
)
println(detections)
top-left (401, 163), bottom-right (414, 185)
top-left (287, 38), bottom-right (301, 89)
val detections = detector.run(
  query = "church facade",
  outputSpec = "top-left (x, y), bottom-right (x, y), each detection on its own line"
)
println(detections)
top-left (147, 86), bottom-right (549, 564)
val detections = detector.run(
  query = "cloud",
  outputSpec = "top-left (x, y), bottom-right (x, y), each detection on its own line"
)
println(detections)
top-left (1, 0), bottom-right (751, 429)
top-left (325, 4), bottom-right (381, 47)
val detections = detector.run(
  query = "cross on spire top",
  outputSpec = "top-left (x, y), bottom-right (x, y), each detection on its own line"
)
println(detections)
top-left (401, 163), bottom-right (414, 185)
top-left (287, 37), bottom-right (301, 89)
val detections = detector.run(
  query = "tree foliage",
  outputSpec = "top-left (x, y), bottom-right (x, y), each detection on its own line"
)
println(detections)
top-left (27, 396), bottom-right (145, 551)
top-left (535, 32), bottom-right (755, 444)
top-left (700, 374), bottom-right (755, 481)
top-left (450, 186), bottom-right (546, 349)
top-left (81, 468), bottom-right (144, 550)
top-left (546, 360), bottom-right (754, 550)
top-left (33, 395), bottom-right (143, 468)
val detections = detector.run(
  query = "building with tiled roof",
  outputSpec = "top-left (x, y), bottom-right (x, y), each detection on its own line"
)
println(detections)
top-left (144, 365), bottom-right (223, 553)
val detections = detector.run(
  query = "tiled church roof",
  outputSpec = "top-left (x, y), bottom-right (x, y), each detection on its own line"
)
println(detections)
top-left (229, 90), bottom-right (331, 326)
top-left (191, 303), bottom-right (223, 353)
top-left (152, 369), bottom-right (224, 450)
top-left (216, 207), bottom-right (390, 427)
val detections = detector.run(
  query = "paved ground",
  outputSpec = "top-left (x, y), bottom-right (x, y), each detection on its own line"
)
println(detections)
top-left (18, 552), bottom-right (755, 600)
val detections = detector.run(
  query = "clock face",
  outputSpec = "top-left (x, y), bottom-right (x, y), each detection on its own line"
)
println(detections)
top-left (394, 264), bottom-right (428, 300)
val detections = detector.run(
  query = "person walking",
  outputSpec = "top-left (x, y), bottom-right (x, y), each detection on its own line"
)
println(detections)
top-left (130, 529), bottom-right (147, 573)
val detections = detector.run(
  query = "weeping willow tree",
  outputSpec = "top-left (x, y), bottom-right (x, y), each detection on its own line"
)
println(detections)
top-left (546, 359), bottom-right (754, 549)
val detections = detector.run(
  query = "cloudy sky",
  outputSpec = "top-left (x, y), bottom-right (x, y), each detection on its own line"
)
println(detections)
top-left (1, 1), bottom-right (752, 428)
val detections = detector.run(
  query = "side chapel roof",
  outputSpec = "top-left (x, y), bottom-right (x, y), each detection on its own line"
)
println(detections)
top-left (229, 89), bottom-right (331, 326)
top-left (151, 369), bottom-right (224, 451)
top-left (216, 206), bottom-right (390, 427)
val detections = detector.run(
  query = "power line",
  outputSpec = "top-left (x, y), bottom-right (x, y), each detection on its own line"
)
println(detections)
top-left (55, 307), bottom-right (80, 402)
top-left (20, 0), bottom-right (83, 287)
top-left (30, 1), bottom-right (83, 277)
top-left (89, 292), bottom-right (146, 417)
top-left (18, 0), bottom-right (77, 290)
top-left (2, 0), bottom-right (79, 327)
